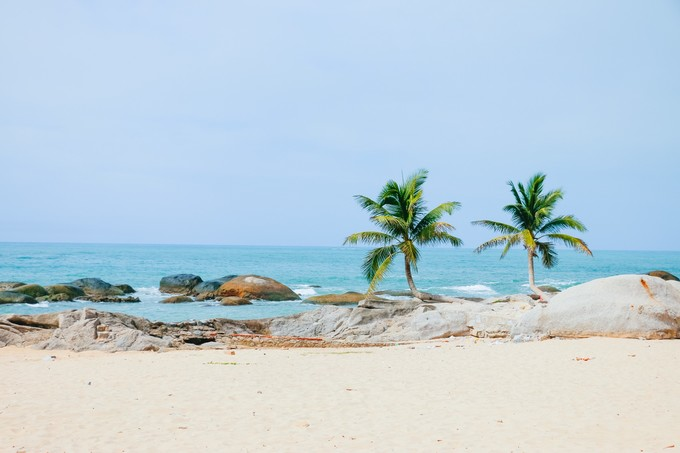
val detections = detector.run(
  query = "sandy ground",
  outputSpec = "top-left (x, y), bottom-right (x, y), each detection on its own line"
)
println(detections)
top-left (1, 337), bottom-right (679, 453)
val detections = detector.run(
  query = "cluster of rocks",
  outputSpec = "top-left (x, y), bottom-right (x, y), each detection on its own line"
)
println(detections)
top-left (2, 273), bottom-right (679, 352)
top-left (157, 273), bottom-right (301, 305)
top-left (0, 278), bottom-right (139, 305)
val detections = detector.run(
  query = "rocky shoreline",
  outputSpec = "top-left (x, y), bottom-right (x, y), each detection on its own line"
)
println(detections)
top-left (1, 273), bottom-right (679, 352)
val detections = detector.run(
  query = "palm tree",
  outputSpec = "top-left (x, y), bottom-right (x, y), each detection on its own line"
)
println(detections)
top-left (472, 173), bottom-right (592, 299)
top-left (344, 169), bottom-right (462, 299)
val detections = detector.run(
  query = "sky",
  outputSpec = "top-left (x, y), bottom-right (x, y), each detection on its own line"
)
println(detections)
top-left (1, 1), bottom-right (679, 250)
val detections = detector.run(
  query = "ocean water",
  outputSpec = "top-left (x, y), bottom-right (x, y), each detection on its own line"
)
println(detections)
top-left (0, 242), bottom-right (678, 322)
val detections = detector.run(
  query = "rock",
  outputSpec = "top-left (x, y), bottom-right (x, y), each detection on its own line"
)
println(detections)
top-left (0, 282), bottom-right (26, 291)
top-left (33, 309), bottom-right (172, 352)
top-left (193, 276), bottom-right (236, 294)
top-left (269, 306), bottom-right (352, 337)
top-left (219, 297), bottom-right (252, 306)
top-left (305, 292), bottom-right (365, 305)
top-left (45, 284), bottom-right (85, 299)
top-left (114, 284), bottom-right (136, 294)
top-left (374, 290), bottom-right (414, 297)
top-left (37, 293), bottom-right (73, 302)
top-left (69, 278), bottom-right (124, 296)
top-left (0, 291), bottom-right (38, 305)
top-left (537, 285), bottom-right (561, 293)
top-left (647, 270), bottom-right (679, 282)
top-left (216, 275), bottom-right (300, 301)
top-left (159, 274), bottom-right (203, 294)
top-left (76, 296), bottom-right (141, 303)
top-left (160, 295), bottom-right (194, 304)
top-left (512, 275), bottom-right (680, 340)
top-left (12, 284), bottom-right (48, 298)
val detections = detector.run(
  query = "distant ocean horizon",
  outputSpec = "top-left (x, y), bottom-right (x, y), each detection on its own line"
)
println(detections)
top-left (1, 242), bottom-right (678, 322)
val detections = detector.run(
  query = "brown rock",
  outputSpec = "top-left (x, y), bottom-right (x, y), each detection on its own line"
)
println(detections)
top-left (647, 270), bottom-right (680, 282)
top-left (219, 297), bottom-right (252, 306)
top-left (160, 295), bottom-right (194, 304)
top-left (305, 292), bottom-right (365, 305)
top-left (216, 275), bottom-right (300, 301)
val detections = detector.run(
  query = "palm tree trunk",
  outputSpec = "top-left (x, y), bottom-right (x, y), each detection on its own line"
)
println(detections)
top-left (528, 249), bottom-right (547, 300)
top-left (404, 258), bottom-right (426, 300)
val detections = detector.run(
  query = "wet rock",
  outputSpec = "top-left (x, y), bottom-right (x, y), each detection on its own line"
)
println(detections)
top-left (159, 274), bottom-right (203, 294)
top-left (193, 276), bottom-right (236, 294)
top-left (114, 284), bottom-right (136, 294)
top-left (0, 291), bottom-right (38, 305)
top-left (76, 296), bottom-right (141, 303)
top-left (0, 282), bottom-right (26, 291)
top-left (12, 284), bottom-right (48, 298)
top-left (69, 278), bottom-right (124, 296)
top-left (216, 275), bottom-right (300, 301)
top-left (219, 296), bottom-right (252, 306)
top-left (159, 295), bottom-right (194, 304)
top-left (45, 284), bottom-right (85, 299)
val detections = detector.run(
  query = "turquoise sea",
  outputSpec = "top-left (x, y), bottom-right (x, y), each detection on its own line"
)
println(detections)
top-left (0, 242), bottom-right (678, 322)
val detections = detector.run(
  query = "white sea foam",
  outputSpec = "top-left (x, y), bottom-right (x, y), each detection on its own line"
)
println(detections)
top-left (442, 284), bottom-right (498, 295)
top-left (293, 286), bottom-right (318, 297)
top-left (27, 301), bottom-right (50, 308)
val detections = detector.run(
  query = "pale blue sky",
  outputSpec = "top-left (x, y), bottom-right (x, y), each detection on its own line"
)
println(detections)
top-left (1, 1), bottom-right (679, 250)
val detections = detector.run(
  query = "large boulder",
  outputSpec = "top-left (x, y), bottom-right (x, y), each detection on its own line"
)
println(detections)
top-left (69, 278), bottom-right (124, 296)
top-left (193, 276), bottom-right (236, 294)
top-left (512, 275), bottom-right (680, 340)
top-left (0, 291), bottom-right (38, 305)
top-left (12, 284), bottom-right (48, 298)
top-left (45, 284), bottom-right (85, 300)
top-left (305, 292), bottom-right (365, 305)
top-left (159, 274), bottom-right (203, 294)
top-left (216, 275), bottom-right (300, 301)
top-left (647, 270), bottom-right (679, 282)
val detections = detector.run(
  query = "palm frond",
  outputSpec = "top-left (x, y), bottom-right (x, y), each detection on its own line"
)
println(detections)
top-left (371, 215), bottom-right (410, 237)
top-left (414, 222), bottom-right (463, 247)
top-left (399, 240), bottom-right (421, 273)
top-left (343, 231), bottom-right (395, 246)
top-left (474, 234), bottom-right (518, 254)
top-left (546, 233), bottom-right (593, 255)
top-left (413, 201), bottom-right (460, 236)
top-left (538, 215), bottom-right (587, 234)
top-left (353, 195), bottom-right (388, 217)
top-left (535, 241), bottom-right (558, 268)
top-left (361, 245), bottom-right (398, 287)
top-left (471, 219), bottom-right (519, 235)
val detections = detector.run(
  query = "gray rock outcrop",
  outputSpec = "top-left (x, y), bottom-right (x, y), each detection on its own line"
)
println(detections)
top-left (305, 292), bottom-right (365, 305)
top-left (12, 284), bottom-right (48, 298)
top-left (46, 284), bottom-right (85, 300)
top-left (193, 276), bottom-right (236, 294)
top-left (647, 270), bottom-right (679, 282)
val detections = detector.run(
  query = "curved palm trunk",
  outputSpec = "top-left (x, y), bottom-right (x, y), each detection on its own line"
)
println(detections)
top-left (527, 249), bottom-right (547, 300)
top-left (404, 258), bottom-right (427, 300)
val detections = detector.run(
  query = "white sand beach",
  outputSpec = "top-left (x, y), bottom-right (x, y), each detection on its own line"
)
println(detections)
top-left (1, 337), bottom-right (679, 452)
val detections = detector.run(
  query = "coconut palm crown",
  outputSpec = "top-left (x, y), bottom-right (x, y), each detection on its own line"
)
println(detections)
top-left (344, 169), bottom-right (462, 298)
top-left (472, 173), bottom-right (592, 299)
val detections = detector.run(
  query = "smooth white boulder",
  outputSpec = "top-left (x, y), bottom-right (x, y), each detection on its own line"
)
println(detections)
top-left (512, 275), bottom-right (680, 340)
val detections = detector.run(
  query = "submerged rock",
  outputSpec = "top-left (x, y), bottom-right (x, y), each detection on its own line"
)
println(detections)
top-left (216, 275), bottom-right (300, 301)
top-left (159, 274), bottom-right (203, 294)
top-left (160, 295), bottom-right (194, 304)
top-left (69, 278), bottom-right (124, 296)
top-left (219, 296), bottom-right (252, 306)
top-left (512, 275), bottom-right (680, 340)
top-left (305, 292), bottom-right (365, 305)
top-left (0, 291), bottom-right (38, 305)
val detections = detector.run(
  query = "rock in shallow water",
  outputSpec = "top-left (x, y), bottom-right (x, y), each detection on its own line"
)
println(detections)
top-left (159, 274), bottom-right (203, 294)
top-left (69, 278), bottom-right (124, 296)
top-left (217, 275), bottom-right (300, 301)
top-left (0, 291), bottom-right (38, 305)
